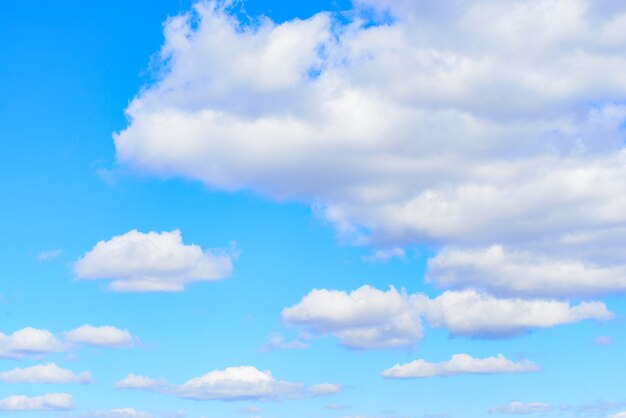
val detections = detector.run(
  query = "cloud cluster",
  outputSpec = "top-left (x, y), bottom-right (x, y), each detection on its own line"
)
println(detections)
top-left (282, 286), bottom-right (611, 347)
top-left (382, 354), bottom-right (539, 378)
top-left (0, 363), bottom-right (92, 384)
top-left (114, 0), bottom-right (626, 300)
top-left (116, 366), bottom-right (339, 401)
top-left (74, 230), bottom-right (234, 292)
top-left (0, 393), bottom-right (73, 411)
top-left (0, 325), bottom-right (136, 358)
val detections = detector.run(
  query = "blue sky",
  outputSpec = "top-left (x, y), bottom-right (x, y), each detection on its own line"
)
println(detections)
top-left (1, 1), bottom-right (626, 417)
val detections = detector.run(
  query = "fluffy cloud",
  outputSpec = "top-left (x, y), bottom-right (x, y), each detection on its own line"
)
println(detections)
top-left (489, 401), bottom-right (553, 414)
top-left (281, 286), bottom-right (423, 349)
top-left (0, 393), bottom-right (73, 411)
top-left (427, 246), bottom-right (626, 298)
top-left (420, 289), bottom-right (613, 338)
top-left (114, 0), bottom-right (626, 298)
top-left (65, 325), bottom-right (134, 348)
top-left (282, 286), bottom-right (612, 346)
top-left (74, 230), bottom-right (234, 292)
top-left (0, 325), bottom-right (136, 358)
top-left (0, 363), bottom-right (92, 384)
top-left (116, 366), bottom-right (337, 401)
top-left (382, 354), bottom-right (539, 378)
top-left (0, 327), bottom-right (65, 358)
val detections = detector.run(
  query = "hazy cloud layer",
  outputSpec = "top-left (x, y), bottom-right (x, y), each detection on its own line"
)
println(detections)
top-left (489, 401), bottom-right (553, 414)
top-left (74, 230), bottom-right (234, 292)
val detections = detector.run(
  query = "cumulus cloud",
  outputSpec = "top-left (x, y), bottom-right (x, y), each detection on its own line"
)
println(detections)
top-left (282, 286), bottom-right (423, 349)
top-left (489, 401), bottom-right (553, 414)
top-left (427, 245), bottom-right (626, 298)
top-left (0, 393), bottom-right (73, 411)
top-left (282, 286), bottom-right (612, 346)
top-left (74, 230), bottom-right (234, 292)
top-left (0, 325), bottom-right (136, 358)
top-left (420, 289), bottom-right (613, 338)
top-left (114, 0), bottom-right (626, 298)
top-left (116, 366), bottom-right (337, 401)
top-left (382, 354), bottom-right (539, 378)
top-left (0, 327), bottom-right (65, 358)
top-left (65, 325), bottom-right (134, 348)
top-left (0, 363), bottom-right (92, 384)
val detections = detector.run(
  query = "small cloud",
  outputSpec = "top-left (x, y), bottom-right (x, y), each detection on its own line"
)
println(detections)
top-left (238, 405), bottom-right (262, 414)
top-left (79, 408), bottom-right (153, 418)
top-left (0, 363), bottom-right (92, 384)
top-left (382, 353), bottom-right (539, 379)
top-left (261, 334), bottom-right (309, 351)
top-left (593, 336), bottom-right (614, 346)
top-left (0, 393), bottom-right (73, 411)
top-left (74, 230), bottom-right (234, 292)
top-left (37, 249), bottom-right (63, 262)
top-left (65, 325), bottom-right (135, 348)
top-left (115, 374), bottom-right (167, 390)
top-left (327, 403), bottom-right (350, 410)
top-left (489, 401), bottom-right (552, 414)
top-left (361, 247), bottom-right (405, 263)
top-left (309, 383), bottom-right (341, 396)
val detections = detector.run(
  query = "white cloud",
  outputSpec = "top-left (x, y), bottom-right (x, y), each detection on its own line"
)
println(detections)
top-left (74, 230), bottom-right (234, 292)
top-left (382, 354), bottom-right (539, 378)
top-left (309, 383), bottom-right (341, 396)
top-left (361, 247), bottom-right (405, 263)
top-left (427, 245), bottom-right (626, 298)
top-left (114, 0), bottom-right (626, 298)
top-left (65, 325), bottom-right (134, 348)
top-left (115, 374), bottom-right (167, 390)
top-left (0, 363), bottom-right (92, 384)
top-left (37, 249), bottom-right (63, 261)
top-left (0, 393), bottom-right (73, 411)
top-left (609, 413), bottom-right (626, 418)
top-left (282, 285), bottom-right (612, 346)
top-left (0, 325), bottom-right (137, 358)
top-left (80, 408), bottom-right (153, 418)
top-left (282, 285), bottom-right (423, 349)
top-left (420, 289), bottom-right (613, 338)
top-left (0, 327), bottom-right (65, 358)
top-left (261, 334), bottom-right (309, 351)
top-left (116, 366), bottom-right (335, 401)
top-left (489, 401), bottom-right (553, 414)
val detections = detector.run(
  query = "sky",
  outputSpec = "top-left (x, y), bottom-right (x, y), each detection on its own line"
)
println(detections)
top-left (1, 0), bottom-right (626, 417)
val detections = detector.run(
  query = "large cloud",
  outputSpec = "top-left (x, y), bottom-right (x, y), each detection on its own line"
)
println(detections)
top-left (382, 354), bottom-right (539, 378)
top-left (74, 230), bottom-right (234, 292)
top-left (282, 286), bottom-right (612, 347)
top-left (116, 366), bottom-right (337, 401)
top-left (0, 393), bottom-right (73, 411)
top-left (114, 0), bottom-right (626, 298)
